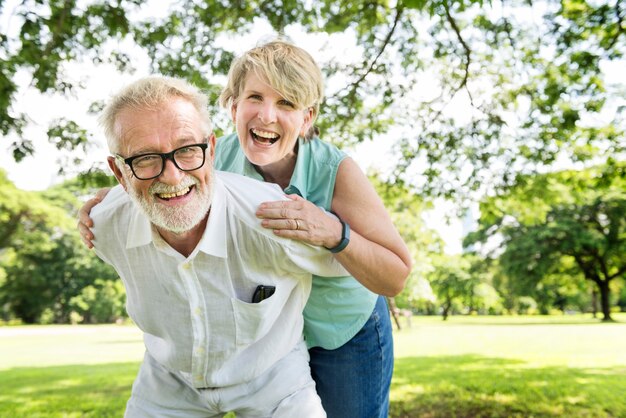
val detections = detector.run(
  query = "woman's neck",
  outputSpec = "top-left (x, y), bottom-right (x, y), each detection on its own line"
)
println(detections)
top-left (254, 150), bottom-right (298, 190)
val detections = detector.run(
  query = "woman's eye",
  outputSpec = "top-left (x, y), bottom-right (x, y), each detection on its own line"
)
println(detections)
top-left (279, 100), bottom-right (295, 108)
top-left (248, 94), bottom-right (262, 101)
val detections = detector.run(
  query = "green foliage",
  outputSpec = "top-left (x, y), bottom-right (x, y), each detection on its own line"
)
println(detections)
top-left (2, 0), bottom-right (623, 201)
top-left (2, 0), bottom-right (142, 161)
top-left (0, 170), bottom-right (121, 323)
top-left (370, 174), bottom-right (441, 308)
top-left (69, 279), bottom-right (126, 324)
top-left (1, 228), bottom-right (119, 323)
top-left (0, 169), bottom-right (71, 248)
top-left (428, 254), bottom-right (478, 319)
top-left (468, 165), bottom-right (626, 321)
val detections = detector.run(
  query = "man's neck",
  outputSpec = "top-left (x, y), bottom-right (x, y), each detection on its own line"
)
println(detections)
top-left (156, 216), bottom-right (209, 258)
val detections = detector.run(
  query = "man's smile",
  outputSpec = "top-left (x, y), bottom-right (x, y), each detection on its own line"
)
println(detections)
top-left (155, 185), bottom-right (195, 201)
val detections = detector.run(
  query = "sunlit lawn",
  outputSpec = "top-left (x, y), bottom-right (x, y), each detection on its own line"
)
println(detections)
top-left (390, 313), bottom-right (626, 417)
top-left (1, 314), bottom-right (625, 417)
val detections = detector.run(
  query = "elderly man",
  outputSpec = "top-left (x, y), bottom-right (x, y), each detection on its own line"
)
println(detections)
top-left (90, 76), bottom-right (345, 417)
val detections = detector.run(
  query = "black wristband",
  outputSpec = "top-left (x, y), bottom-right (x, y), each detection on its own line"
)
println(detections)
top-left (326, 216), bottom-right (350, 253)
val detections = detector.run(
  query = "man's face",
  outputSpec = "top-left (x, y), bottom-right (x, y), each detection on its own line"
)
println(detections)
top-left (108, 97), bottom-right (216, 234)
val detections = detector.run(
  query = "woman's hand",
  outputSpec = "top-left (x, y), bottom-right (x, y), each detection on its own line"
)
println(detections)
top-left (77, 187), bottom-right (111, 248)
top-left (256, 194), bottom-right (342, 248)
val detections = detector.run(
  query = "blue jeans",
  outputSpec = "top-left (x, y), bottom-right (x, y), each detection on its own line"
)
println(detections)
top-left (308, 296), bottom-right (394, 418)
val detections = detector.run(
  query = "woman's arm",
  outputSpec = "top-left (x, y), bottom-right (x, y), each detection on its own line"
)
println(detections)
top-left (256, 157), bottom-right (412, 296)
top-left (329, 157), bottom-right (412, 296)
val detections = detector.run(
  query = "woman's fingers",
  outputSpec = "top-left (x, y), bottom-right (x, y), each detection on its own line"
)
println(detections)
top-left (256, 198), bottom-right (303, 220)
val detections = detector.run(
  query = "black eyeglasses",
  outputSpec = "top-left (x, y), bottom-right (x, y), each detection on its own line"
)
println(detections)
top-left (115, 143), bottom-right (209, 180)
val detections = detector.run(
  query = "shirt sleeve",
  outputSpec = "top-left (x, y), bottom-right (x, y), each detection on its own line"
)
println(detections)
top-left (282, 239), bottom-right (349, 278)
top-left (90, 185), bottom-right (131, 267)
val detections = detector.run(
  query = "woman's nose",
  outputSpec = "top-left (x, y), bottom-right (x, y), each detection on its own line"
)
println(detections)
top-left (258, 103), bottom-right (277, 124)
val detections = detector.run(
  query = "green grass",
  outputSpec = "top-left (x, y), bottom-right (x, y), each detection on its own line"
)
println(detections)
top-left (0, 325), bottom-right (143, 418)
top-left (391, 313), bottom-right (626, 417)
top-left (1, 314), bottom-right (625, 417)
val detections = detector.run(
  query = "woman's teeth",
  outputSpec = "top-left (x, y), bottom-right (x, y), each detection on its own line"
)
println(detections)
top-left (251, 128), bottom-right (279, 144)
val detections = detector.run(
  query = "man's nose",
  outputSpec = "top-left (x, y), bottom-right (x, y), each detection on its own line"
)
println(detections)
top-left (158, 158), bottom-right (186, 184)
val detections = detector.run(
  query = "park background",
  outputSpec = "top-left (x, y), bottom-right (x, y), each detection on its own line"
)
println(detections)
top-left (0, 0), bottom-right (625, 416)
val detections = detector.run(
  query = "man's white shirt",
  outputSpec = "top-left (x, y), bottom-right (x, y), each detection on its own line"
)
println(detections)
top-left (91, 171), bottom-right (347, 388)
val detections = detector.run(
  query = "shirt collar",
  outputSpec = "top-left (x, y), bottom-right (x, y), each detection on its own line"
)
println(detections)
top-left (124, 178), bottom-right (228, 259)
top-left (126, 208), bottom-right (152, 249)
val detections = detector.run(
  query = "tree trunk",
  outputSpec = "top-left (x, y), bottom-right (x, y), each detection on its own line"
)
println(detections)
top-left (386, 297), bottom-right (402, 330)
top-left (591, 289), bottom-right (598, 318)
top-left (597, 280), bottom-right (612, 322)
top-left (442, 301), bottom-right (450, 321)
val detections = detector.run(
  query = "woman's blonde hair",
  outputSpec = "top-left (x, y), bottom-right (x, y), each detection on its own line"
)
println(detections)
top-left (219, 39), bottom-right (324, 139)
top-left (100, 76), bottom-right (212, 153)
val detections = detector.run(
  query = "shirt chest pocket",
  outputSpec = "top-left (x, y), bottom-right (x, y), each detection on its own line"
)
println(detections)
top-left (231, 285), bottom-right (286, 346)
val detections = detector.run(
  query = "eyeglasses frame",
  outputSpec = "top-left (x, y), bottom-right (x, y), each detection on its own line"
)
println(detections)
top-left (115, 142), bottom-right (210, 180)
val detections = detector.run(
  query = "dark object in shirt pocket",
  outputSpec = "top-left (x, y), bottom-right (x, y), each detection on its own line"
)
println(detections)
top-left (251, 285), bottom-right (276, 303)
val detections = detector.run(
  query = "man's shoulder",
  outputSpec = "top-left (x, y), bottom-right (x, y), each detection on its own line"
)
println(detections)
top-left (89, 185), bottom-right (137, 261)
top-left (90, 185), bottom-right (135, 229)
top-left (215, 171), bottom-right (288, 240)
top-left (216, 171), bottom-right (284, 201)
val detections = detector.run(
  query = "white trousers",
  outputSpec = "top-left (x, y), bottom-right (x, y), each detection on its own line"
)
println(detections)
top-left (124, 341), bottom-right (326, 418)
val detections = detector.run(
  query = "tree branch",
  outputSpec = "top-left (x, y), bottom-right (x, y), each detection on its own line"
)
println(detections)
top-left (339, 4), bottom-right (403, 101)
top-left (425, 0), bottom-right (475, 125)
top-left (42, 0), bottom-right (74, 57)
top-left (443, 0), bottom-right (473, 104)
top-left (332, 4), bottom-right (404, 136)
top-left (608, 264), bottom-right (626, 280)
top-left (607, 0), bottom-right (624, 49)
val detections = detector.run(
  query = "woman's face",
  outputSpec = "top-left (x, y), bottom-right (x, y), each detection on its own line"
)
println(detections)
top-left (231, 73), bottom-right (313, 167)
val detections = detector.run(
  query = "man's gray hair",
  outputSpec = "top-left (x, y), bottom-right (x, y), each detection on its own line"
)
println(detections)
top-left (100, 76), bottom-right (212, 153)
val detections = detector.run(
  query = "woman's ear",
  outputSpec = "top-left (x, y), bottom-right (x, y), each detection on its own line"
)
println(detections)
top-left (230, 103), bottom-right (238, 123)
top-left (299, 107), bottom-right (315, 137)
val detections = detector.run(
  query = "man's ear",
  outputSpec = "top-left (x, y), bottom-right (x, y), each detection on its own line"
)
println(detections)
top-left (207, 133), bottom-right (217, 163)
top-left (107, 156), bottom-right (128, 191)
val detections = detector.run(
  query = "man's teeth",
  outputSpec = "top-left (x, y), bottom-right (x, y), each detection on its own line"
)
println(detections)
top-left (158, 186), bottom-right (191, 199)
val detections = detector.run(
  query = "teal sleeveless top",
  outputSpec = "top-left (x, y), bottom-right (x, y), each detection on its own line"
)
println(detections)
top-left (215, 132), bottom-right (378, 349)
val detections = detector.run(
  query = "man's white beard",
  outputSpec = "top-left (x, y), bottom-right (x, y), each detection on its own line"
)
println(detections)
top-left (127, 174), bottom-right (213, 234)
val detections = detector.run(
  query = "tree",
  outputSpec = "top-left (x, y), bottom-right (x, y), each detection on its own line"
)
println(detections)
top-left (467, 166), bottom-right (626, 321)
top-left (0, 170), bottom-right (119, 323)
top-left (428, 254), bottom-right (479, 319)
top-left (1, 0), bottom-right (623, 201)
top-left (69, 278), bottom-right (126, 323)
top-left (500, 197), bottom-right (625, 321)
